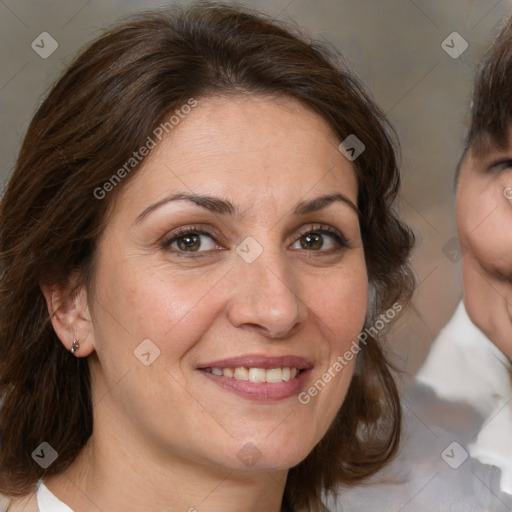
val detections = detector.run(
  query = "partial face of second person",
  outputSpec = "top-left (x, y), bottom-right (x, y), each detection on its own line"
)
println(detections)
top-left (456, 131), bottom-right (512, 360)
top-left (73, 95), bottom-right (368, 475)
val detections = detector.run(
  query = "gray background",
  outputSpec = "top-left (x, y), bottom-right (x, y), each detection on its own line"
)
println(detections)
top-left (1, 0), bottom-right (511, 378)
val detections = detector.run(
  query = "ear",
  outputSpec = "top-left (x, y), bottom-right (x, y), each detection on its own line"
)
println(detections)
top-left (41, 278), bottom-right (95, 357)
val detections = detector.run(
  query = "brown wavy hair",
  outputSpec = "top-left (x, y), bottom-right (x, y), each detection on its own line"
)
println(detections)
top-left (0, 3), bottom-right (415, 510)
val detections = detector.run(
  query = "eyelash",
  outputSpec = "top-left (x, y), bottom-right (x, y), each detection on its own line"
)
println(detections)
top-left (491, 159), bottom-right (512, 172)
top-left (161, 223), bottom-right (349, 258)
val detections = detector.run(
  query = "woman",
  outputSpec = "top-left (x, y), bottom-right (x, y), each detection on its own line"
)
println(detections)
top-left (0, 3), bottom-right (414, 511)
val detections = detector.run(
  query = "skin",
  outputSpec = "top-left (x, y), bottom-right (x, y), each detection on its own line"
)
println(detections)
top-left (456, 134), bottom-right (512, 360)
top-left (43, 95), bottom-right (369, 512)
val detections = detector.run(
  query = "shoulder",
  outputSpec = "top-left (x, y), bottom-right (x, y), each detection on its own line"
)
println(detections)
top-left (417, 301), bottom-right (493, 400)
top-left (0, 491), bottom-right (38, 512)
top-left (325, 382), bottom-right (505, 512)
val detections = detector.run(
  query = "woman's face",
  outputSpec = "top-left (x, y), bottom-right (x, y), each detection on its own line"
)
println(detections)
top-left (84, 95), bottom-right (368, 473)
top-left (456, 133), bottom-right (512, 359)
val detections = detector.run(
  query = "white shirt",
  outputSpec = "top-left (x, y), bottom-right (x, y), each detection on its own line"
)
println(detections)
top-left (327, 301), bottom-right (512, 511)
top-left (37, 482), bottom-right (73, 512)
top-left (417, 301), bottom-right (512, 495)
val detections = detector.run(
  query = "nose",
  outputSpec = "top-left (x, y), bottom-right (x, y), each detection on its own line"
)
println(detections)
top-left (227, 254), bottom-right (308, 340)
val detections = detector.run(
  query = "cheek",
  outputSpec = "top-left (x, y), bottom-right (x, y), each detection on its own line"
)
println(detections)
top-left (331, 263), bottom-right (368, 326)
top-left (304, 260), bottom-right (369, 350)
top-left (90, 254), bottom-right (228, 363)
top-left (456, 179), bottom-right (512, 356)
top-left (458, 186), bottom-right (512, 276)
top-left (293, 260), bottom-right (368, 432)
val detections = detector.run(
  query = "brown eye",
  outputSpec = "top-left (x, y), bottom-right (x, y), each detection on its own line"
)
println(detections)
top-left (291, 226), bottom-right (349, 252)
top-left (177, 234), bottom-right (201, 251)
top-left (300, 232), bottom-right (324, 250)
top-left (164, 231), bottom-right (219, 253)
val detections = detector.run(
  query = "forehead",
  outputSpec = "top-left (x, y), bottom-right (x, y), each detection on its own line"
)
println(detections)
top-left (115, 94), bottom-right (358, 215)
top-left (161, 94), bottom-right (341, 163)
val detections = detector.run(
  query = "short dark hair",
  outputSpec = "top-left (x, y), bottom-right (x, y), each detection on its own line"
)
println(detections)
top-left (0, 3), bottom-right (414, 510)
top-left (460, 16), bottom-right (512, 164)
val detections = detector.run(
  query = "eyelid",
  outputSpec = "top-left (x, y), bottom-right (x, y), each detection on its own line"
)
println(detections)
top-left (488, 159), bottom-right (512, 173)
top-left (161, 224), bottom-right (227, 255)
top-left (161, 222), bottom-right (350, 258)
top-left (291, 223), bottom-right (350, 249)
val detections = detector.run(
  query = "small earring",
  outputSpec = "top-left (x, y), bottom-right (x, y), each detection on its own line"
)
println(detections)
top-left (70, 339), bottom-right (80, 356)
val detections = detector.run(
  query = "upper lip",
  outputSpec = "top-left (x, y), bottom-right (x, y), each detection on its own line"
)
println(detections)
top-left (197, 354), bottom-right (313, 370)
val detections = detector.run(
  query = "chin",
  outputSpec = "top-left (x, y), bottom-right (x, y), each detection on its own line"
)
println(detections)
top-left (232, 440), bottom-right (316, 473)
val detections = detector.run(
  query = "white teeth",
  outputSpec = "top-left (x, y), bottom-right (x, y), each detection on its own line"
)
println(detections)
top-left (249, 368), bottom-right (266, 383)
top-left (266, 368), bottom-right (283, 383)
top-left (234, 367), bottom-right (249, 381)
top-left (207, 366), bottom-right (300, 383)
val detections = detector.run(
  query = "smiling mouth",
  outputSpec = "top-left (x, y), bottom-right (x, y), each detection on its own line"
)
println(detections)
top-left (198, 355), bottom-right (312, 401)
top-left (203, 367), bottom-right (302, 383)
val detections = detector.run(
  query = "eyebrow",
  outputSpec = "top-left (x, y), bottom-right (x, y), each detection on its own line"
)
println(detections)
top-left (293, 193), bottom-right (359, 216)
top-left (135, 193), bottom-right (238, 222)
top-left (135, 191), bottom-right (359, 223)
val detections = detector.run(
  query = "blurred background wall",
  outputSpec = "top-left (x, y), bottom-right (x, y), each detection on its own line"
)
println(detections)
top-left (1, 0), bottom-right (510, 379)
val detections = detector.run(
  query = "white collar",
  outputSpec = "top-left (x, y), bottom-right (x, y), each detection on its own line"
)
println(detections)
top-left (417, 301), bottom-right (512, 494)
top-left (37, 482), bottom-right (74, 512)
